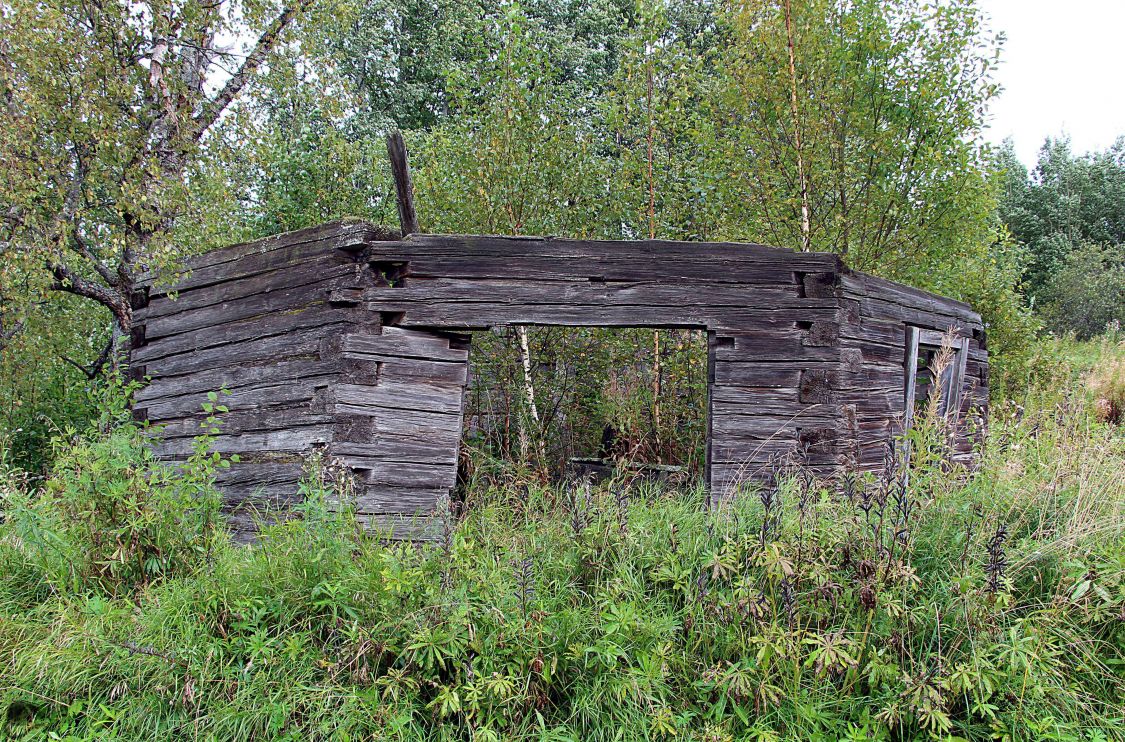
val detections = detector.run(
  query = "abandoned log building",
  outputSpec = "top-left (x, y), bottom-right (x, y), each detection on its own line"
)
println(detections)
top-left (131, 219), bottom-right (989, 538)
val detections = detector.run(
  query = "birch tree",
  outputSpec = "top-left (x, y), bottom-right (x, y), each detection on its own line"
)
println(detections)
top-left (0, 0), bottom-right (316, 363)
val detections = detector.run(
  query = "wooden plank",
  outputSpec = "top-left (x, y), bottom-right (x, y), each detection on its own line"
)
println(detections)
top-left (379, 233), bottom-right (842, 266)
top-left (709, 399), bottom-right (837, 419)
top-left (386, 131), bottom-right (419, 236)
top-left (382, 256), bottom-right (821, 285)
top-left (946, 337), bottom-right (970, 418)
top-left (850, 293), bottom-right (980, 333)
top-left (709, 385), bottom-right (802, 406)
top-left (387, 304), bottom-right (840, 330)
top-left (334, 486), bottom-right (449, 515)
top-left (154, 425), bottom-right (334, 457)
top-left (361, 278), bottom-right (829, 310)
top-left (838, 317), bottom-right (906, 346)
top-left (360, 354), bottom-right (469, 384)
top-left (139, 259), bottom-right (371, 323)
top-left (134, 303), bottom-right (353, 364)
top-left (215, 462), bottom-right (305, 488)
top-left (152, 409), bottom-right (335, 439)
top-left (838, 338), bottom-right (904, 366)
top-left (838, 272), bottom-right (979, 320)
top-left (142, 220), bottom-right (378, 283)
top-left (331, 435), bottom-right (460, 466)
top-left (144, 275), bottom-right (373, 341)
top-left (333, 407), bottom-right (464, 446)
top-left (134, 358), bottom-right (342, 403)
top-left (712, 363), bottom-right (805, 388)
top-left (341, 327), bottom-right (469, 362)
top-left (902, 327), bottom-right (920, 432)
top-left (138, 374), bottom-right (335, 422)
top-left (333, 381), bottom-right (465, 415)
top-left (710, 413), bottom-right (837, 437)
top-left (143, 226), bottom-right (370, 298)
top-left (346, 459), bottom-right (457, 489)
top-left (140, 324), bottom-right (348, 378)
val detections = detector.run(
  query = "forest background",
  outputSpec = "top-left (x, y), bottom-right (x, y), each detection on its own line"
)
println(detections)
top-left (1, 0), bottom-right (1123, 473)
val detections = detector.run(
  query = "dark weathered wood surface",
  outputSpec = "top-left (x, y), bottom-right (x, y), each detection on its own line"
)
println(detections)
top-left (387, 131), bottom-right (419, 236)
top-left (133, 220), bottom-right (987, 540)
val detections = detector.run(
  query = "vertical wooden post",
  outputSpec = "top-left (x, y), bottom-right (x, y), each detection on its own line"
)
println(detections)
top-left (902, 326), bottom-right (920, 433)
top-left (386, 129), bottom-right (419, 237)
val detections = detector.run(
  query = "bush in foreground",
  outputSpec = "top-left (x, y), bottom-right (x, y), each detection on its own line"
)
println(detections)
top-left (1, 364), bottom-right (1122, 740)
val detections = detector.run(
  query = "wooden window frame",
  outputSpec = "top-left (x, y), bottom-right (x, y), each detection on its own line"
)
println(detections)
top-left (903, 327), bottom-right (969, 432)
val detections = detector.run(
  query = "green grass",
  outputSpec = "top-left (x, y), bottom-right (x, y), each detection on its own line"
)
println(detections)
top-left (0, 344), bottom-right (1122, 741)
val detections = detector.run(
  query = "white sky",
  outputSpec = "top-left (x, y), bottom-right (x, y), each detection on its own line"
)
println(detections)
top-left (980, 0), bottom-right (1125, 166)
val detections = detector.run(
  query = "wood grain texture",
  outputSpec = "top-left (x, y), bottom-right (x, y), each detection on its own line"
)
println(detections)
top-left (133, 222), bottom-right (988, 540)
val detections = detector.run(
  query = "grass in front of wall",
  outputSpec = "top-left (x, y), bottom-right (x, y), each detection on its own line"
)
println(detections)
top-left (0, 343), bottom-right (1122, 741)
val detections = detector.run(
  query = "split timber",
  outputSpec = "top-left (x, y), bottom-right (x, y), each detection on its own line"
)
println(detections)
top-left (132, 220), bottom-right (988, 540)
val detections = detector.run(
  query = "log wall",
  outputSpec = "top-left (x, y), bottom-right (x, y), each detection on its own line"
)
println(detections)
top-left (836, 273), bottom-right (988, 470)
top-left (132, 220), bottom-right (988, 540)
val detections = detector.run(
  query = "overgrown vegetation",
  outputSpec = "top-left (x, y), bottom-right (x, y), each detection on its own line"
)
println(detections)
top-left (995, 137), bottom-right (1125, 338)
top-left (1, 340), bottom-right (1121, 740)
top-left (1, 0), bottom-right (1123, 737)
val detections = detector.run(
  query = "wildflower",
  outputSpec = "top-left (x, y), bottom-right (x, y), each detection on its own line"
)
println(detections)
top-left (859, 583), bottom-right (877, 611)
top-left (779, 576), bottom-right (796, 621)
top-left (513, 557), bottom-right (535, 615)
top-left (838, 471), bottom-right (859, 505)
top-left (984, 522), bottom-right (1008, 594)
top-left (568, 482), bottom-right (591, 538)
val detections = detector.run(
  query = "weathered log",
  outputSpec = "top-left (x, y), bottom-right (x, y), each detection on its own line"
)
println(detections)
top-left (132, 222), bottom-right (987, 541)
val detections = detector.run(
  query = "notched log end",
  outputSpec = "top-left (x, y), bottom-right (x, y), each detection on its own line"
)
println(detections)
top-left (130, 323), bottom-right (147, 349)
top-left (799, 320), bottom-right (839, 346)
top-left (369, 261), bottom-right (410, 288)
top-left (799, 369), bottom-right (837, 404)
top-left (127, 362), bottom-right (148, 383)
top-left (130, 287), bottom-right (151, 310)
top-left (329, 288), bottom-right (364, 306)
top-left (333, 223), bottom-right (402, 253)
top-left (334, 415), bottom-right (378, 443)
top-left (342, 359), bottom-right (381, 385)
top-left (798, 426), bottom-right (839, 455)
top-left (800, 271), bottom-right (839, 299)
top-left (363, 224), bottom-right (402, 243)
top-left (380, 311), bottom-right (406, 327)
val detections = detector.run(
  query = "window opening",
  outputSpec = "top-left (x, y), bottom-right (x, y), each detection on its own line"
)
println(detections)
top-left (903, 326), bottom-right (969, 432)
top-left (461, 327), bottom-right (709, 485)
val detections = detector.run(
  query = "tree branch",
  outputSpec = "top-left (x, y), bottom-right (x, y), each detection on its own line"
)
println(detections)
top-left (50, 261), bottom-right (130, 330)
top-left (191, 0), bottom-right (313, 141)
top-left (60, 338), bottom-right (112, 380)
top-left (0, 317), bottom-right (24, 354)
top-left (67, 231), bottom-right (119, 289)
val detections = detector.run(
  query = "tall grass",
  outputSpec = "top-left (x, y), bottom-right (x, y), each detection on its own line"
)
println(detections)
top-left (0, 345), bottom-right (1122, 741)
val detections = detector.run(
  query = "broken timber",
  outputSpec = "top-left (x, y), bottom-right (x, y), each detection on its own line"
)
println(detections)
top-left (131, 221), bottom-right (989, 540)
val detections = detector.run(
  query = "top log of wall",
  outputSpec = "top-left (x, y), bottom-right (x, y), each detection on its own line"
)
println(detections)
top-left (131, 220), bottom-right (987, 540)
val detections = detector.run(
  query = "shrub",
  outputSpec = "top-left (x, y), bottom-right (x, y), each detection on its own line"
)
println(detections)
top-left (0, 295), bottom-right (105, 474)
top-left (0, 351), bottom-right (1121, 741)
top-left (1, 382), bottom-right (228, 597)
top-left (1040, 243), bottom-right (1125, 339)
top-left (1090, 338), bottom-right (1125, 424)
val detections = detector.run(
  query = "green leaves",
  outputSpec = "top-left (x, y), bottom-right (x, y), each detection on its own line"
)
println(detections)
top-left (4, 381), bottom-right (226, 596)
